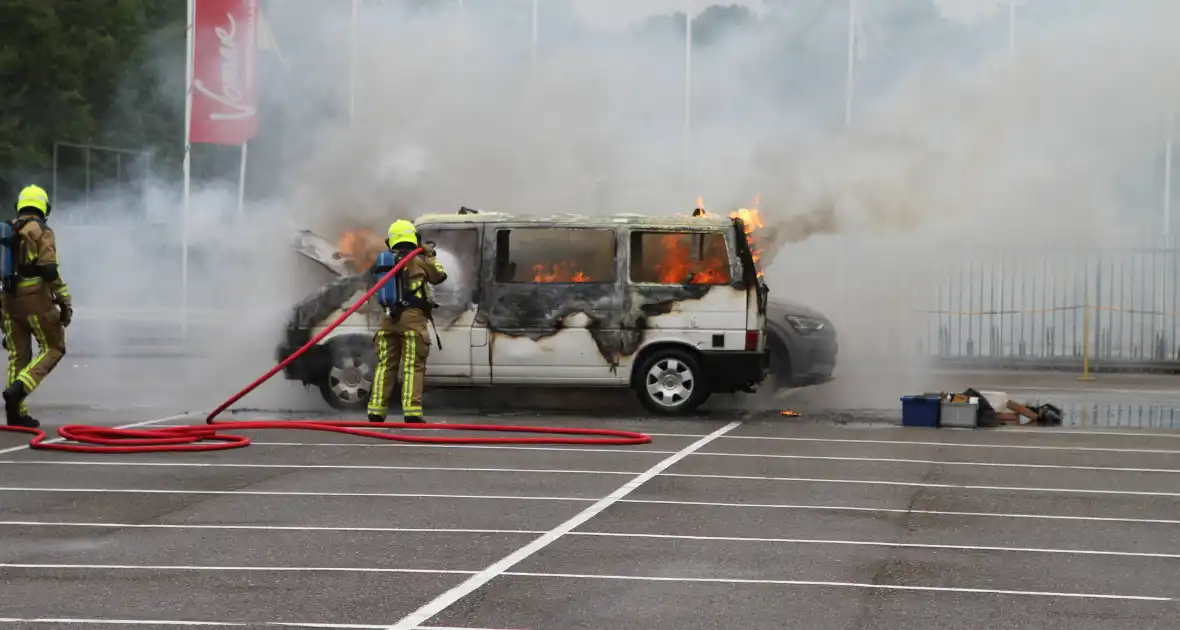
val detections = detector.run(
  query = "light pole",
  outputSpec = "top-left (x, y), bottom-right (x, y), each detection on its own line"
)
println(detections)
top-left (349, 0), bottom-right (359, 124)
top-left (844, 0), bottom-right (856, 128)
top-left (683, 0), bottom-right (692, 198)
top-left (531, 0), bottom-right (538, 88)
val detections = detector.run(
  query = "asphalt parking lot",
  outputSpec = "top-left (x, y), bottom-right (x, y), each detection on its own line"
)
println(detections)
top-left (2, 397), bottom-right (1180, 629)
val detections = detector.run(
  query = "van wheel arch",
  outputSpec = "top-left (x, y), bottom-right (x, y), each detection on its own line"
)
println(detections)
top-left (766, 331), bottom-right (794, 388)
top-left (317, 334), bottom-right (378, 412)
top-left (631, 343), bottom-right (711, 415)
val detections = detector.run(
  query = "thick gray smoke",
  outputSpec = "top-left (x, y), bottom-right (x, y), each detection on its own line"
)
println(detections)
top-left (48, 0), bottom-right (1180, 409)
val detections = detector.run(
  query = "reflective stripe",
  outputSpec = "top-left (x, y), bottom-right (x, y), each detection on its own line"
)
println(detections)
top-left (18, 190), bottom-right (48, 205)
top-left (17, 315), bottom-right (46, 392)
top-left (2, 313), bottom-right (27, 414)
top-left (401, 331), bottom-right (416, 413)
top-left (17, 277), bottom-right (41, 288)
top-left (17, 187), bottom-right (49, 212)
top-left (367, 333), bottom-right (390, 416)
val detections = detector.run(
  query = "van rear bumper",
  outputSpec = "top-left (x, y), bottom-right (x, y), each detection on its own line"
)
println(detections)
top-left (699, 350), bottom-right (769, 393)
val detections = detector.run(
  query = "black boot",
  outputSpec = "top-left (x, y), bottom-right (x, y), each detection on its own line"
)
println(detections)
top-left (8, 414), bottom-right (39, 429)
top-left (403, 415), bottom-right (425, 424)
top-left (3, 382), bottom-right (26, 426)
top-left (368, 413), bottom-right (385, 423)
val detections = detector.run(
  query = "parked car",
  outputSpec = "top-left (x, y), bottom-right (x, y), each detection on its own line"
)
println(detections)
top-left (276, 208), bottom-right (773, 415)
top-left (763, 296), bottom-right (838, 389)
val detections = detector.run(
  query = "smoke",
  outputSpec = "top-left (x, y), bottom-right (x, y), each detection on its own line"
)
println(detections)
top-left (47, 0), bottom-right (1180, 411)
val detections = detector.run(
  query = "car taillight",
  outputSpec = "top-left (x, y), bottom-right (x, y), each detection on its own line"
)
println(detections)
top-left (745, 330), bottom-right (759, 351)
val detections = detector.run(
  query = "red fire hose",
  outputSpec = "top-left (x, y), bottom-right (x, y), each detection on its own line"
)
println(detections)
top-left (0, 247), bottom-right (653, 453)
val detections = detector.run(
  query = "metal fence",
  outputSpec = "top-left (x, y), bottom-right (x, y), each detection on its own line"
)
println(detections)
top-left (821, 245), bottom-right (1180, 375)
top-left (768, 238), bottom-right (1180, 373)
top-left (903, 246), bottom-right (1180, 372)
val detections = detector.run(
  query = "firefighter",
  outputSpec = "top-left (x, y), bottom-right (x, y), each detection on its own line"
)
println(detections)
top-left (2, 185), bottom-right (72, 428)
top-left (367, 219), bottom-right (446, 424)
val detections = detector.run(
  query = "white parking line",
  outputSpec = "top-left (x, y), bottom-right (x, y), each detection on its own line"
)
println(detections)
top-left (0, 487), bottom-right (597, 501)
top-left (0, 460), bottom-right (639, 476)
top-left (658, 472), bottom-right (1180, 497)
top-left (250, 441), bottom-right (674, 455)
top-left (6, 453), bottom-right (1179, 475)
top-left (0, 410), bottom-right (205, 456)
top-left (0, 563), bottom-right (472, 575)
top-left (0, 564), bottom-right (1168, 603)
top-left (1, 490), bottom-right (1174, 525)
top-left (382, 420), bottom-right (744, 630)
top-left (0, 521), bottom-right (547, 535)
top-left (622, 499), bottom-right (1180, 525)
top-left (572, 532), bottom-right (1180, 559)
top-left (498, 572), bottom-right (1174, 602)
top-left (5, 468), bottom-right (1177, 499)
top-left (697, 434), bottom-right (1180, 454)
top-left (234, 435), bottom-right (1180, 455)
top-left (1, 521), bottom-right (1174, 560)
top-left (0, 619), bottom-right (514, 630)
top-left (8, 489), bottom-right (1180, 527)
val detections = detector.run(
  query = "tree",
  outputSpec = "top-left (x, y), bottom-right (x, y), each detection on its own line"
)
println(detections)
top-left (0, 0), bottom-right (185, 203)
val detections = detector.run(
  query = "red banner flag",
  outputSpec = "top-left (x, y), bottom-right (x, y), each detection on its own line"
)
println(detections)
top-left (190, 0), bottom-right (259, 145)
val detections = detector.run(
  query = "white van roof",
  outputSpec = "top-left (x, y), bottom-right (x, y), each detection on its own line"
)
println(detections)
top-left (414, 208), bottom-right (736, 230)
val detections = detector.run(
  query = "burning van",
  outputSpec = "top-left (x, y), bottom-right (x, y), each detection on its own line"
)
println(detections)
top-left (277, 207), bottom-right (775, 415)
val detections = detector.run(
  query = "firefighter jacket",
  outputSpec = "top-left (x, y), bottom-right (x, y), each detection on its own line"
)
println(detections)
top-left (12, 213), bottom-right (70, 306)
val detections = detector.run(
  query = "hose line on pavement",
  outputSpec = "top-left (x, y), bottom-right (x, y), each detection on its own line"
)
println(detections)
top-left (0, 247), bottom-right (653, 453)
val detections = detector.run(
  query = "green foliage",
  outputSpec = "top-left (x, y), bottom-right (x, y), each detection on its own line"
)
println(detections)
top-left (0, 0), bottom-right (185, 201)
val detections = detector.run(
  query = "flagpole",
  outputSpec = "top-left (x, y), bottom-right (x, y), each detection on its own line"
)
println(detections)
top-left (1166, 111), bottom-right (1174, 239)
top-left (530, 0), bottom-right (538, 89)
top-left (181, 0), bottom-right (195, 340)
top-left (237, 143), bottom-right (248, 216)
top-left (349, 0), bottom-right (358, 124)
top-left (844, 0), bottom-right (856, 128)
top-left (682, 0), bottom-right (692, 200)
top-left (1008, 0), bottom-right (1016, 57)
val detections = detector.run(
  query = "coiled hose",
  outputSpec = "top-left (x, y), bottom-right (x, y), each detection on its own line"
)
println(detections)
top-left (0, 247), bottom-right (653, 453)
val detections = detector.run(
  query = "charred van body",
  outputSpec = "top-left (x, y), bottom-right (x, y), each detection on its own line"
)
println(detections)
top-left (277, 209), bottom-right (774, 415)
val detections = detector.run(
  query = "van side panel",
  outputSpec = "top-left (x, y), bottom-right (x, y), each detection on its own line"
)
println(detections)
top-left (478, 225), bottom-right (627, 385)
top-left (624, 226), bottom-right (750, 348)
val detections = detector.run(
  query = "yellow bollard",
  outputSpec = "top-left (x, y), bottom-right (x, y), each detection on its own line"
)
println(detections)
top-left (1079, 302), bottom-right (1095, 381)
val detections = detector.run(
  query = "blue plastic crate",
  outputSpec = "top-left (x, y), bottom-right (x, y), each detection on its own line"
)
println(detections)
top-left (900, 395), bottom-right (941, 427)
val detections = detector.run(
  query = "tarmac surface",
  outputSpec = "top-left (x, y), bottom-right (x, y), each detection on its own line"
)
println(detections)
top-left (2, 361), bottom-right (1180, 628)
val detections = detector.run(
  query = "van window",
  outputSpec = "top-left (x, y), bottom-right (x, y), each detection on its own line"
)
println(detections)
top-left (494, 227), bottom-right (616, 283)
top-left (630, 231), bottom-right (732, 285)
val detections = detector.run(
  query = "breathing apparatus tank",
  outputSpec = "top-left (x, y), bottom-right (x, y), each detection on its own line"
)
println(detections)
top-left (0, 220), bottom-right (17, 294)
top-left (372, 249), bottom-right (404, 311)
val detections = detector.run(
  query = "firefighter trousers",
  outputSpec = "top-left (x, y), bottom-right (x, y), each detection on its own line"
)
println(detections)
top-left (2, 292), bottom-right (66, 413)
top-left (368, 327), bottom-right (430, 419)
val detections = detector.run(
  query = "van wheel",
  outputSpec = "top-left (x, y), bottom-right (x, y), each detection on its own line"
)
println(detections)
top-left (635, 348), bottom-right (709, 415)
top-left (318, 338), bottom-right (376, 412)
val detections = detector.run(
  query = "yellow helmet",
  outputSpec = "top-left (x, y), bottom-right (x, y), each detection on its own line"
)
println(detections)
top-left (386, 219), bottom-right (418, 247)
top-left (15, 185), bottom-right (50, 215)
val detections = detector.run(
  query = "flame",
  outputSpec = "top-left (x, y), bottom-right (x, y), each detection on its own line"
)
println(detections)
top-left (651, 233), bottom-right (731, 285)
top-left (533, 262), bottom-right (593, 283)
top-left (337, 228), bottom-right (386, 273)
top-left (729, 196), bottom-right (765, 278)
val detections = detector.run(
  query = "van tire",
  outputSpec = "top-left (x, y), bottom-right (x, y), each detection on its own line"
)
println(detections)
top-left (318, 336), bottom-right (377, 412)
top-left (634, 347), bottom-right (709, 415)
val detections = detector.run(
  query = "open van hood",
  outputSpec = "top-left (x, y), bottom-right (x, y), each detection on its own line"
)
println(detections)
top-left (292, 229), bottom-right (353, 277)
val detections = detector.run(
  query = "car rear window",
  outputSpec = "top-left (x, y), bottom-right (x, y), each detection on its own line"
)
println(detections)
top-left (629, 230), bottom-right (732, 285)
top-left (494, 227), bottom-right (617, 283)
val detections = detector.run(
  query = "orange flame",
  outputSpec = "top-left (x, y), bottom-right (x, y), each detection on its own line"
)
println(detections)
top-left (652, 233), bottom-right (731, 285)
top-left (533, 262), bottom-right (593, 283)
top-left (729, 196), bottom-right (765, 278)
top-left (337, 228), bottom-right (386, 273)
